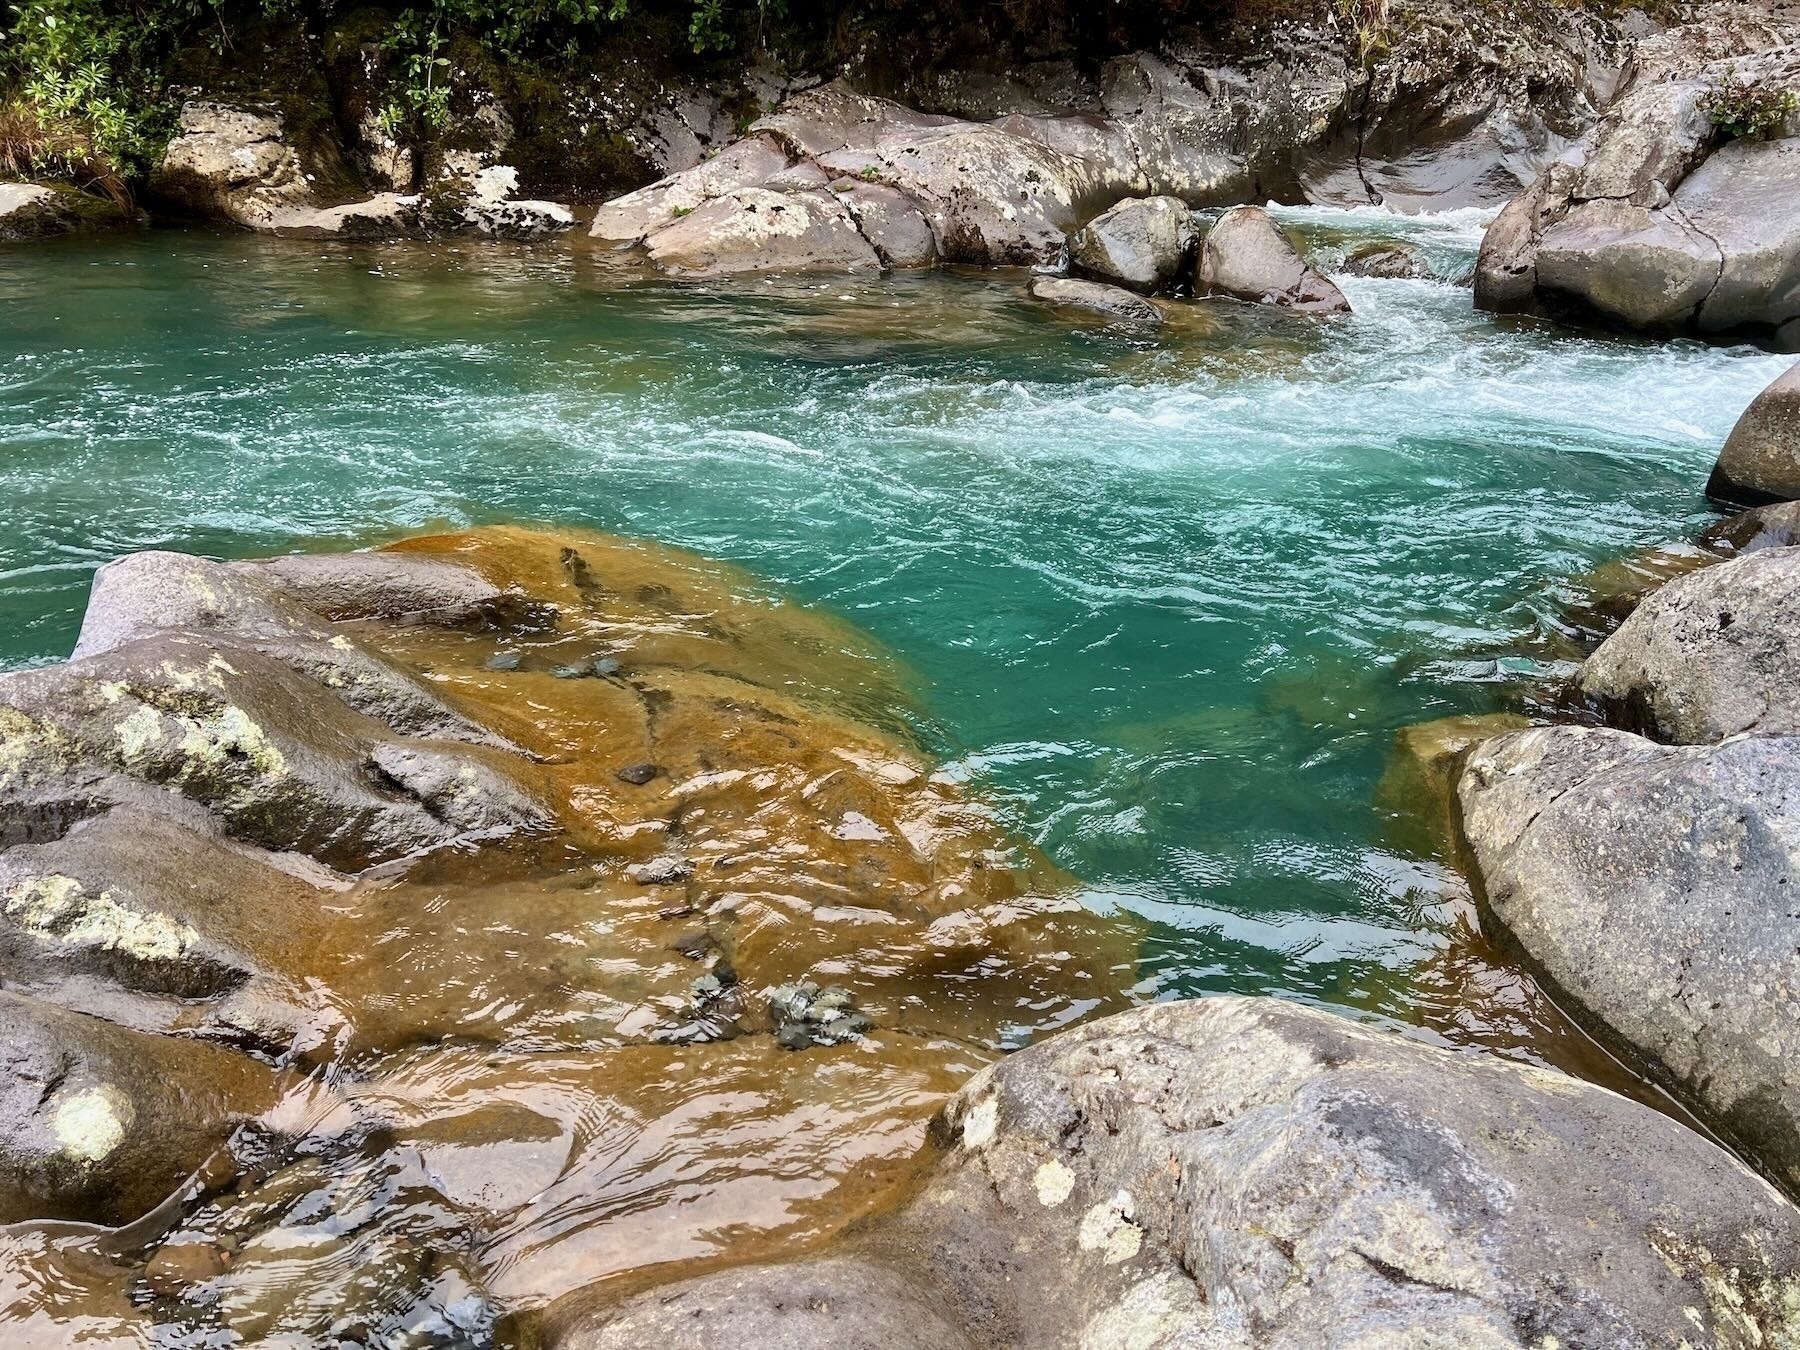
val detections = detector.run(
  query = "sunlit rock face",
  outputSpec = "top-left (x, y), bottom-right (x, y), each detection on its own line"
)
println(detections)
top-left (0, 525), bottom-right (1139, 1344)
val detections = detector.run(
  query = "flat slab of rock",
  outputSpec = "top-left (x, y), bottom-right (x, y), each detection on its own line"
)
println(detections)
top-left (551, 996), bottom-right (1800, 1347)
top-left (1028, 276), bottom-right (1162, 323)
top-left (1196, 205), bottom-right (1350, 314)
top-left (1709, 359), bottom-right (1800, 506)
top-left (1460, 725), bottom-right (1800, 1192)
top-left (1068, 195), bottom-right (1194, 292)
top-left (1578, 543), bottom-right (1800, 741)
top-left (0, 183), bottom-right (131, 241)
top-left (644, 186), bottom-right (879, 276)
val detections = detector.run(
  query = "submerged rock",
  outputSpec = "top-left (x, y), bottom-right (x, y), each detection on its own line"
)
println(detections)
top-left (0, 524), bottom-right (1140, 1320)
top-left (1067, 194), bottom-right (1194, 292)
top-left (1709, 359), bottom-right (1800, 506)
top-left (1027, 276), bottom-right (1162, 323)
top-left (1578, 543), bottom-right (1800, 741)
top-left (1195, 206), bottom-right (1351, 315)
top-left (1460, 725), bottom-right (1800, 1192)
top-left (552, 996), bottom-right (1800, 1347)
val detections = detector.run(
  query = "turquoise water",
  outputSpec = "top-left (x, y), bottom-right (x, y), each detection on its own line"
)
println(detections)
top-left (0, 210), bottom-right (1786, 1016)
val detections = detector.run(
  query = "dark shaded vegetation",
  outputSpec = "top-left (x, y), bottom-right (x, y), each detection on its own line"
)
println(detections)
top-left (0, 0), bottom-right (1332, 200)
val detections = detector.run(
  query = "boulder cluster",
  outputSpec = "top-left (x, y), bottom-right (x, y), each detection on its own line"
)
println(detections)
top-left (1476, 12), bottom-right (1800, 348)
top-left (1443, 356), bottom-right (1800, 1219)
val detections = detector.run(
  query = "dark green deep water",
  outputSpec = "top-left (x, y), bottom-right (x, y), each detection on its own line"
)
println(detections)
top-left (0, 207), bottom-right (1787, 1018)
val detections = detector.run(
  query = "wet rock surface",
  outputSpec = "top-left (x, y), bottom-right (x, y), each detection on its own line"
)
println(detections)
top-left (0, 524), bottom-right (1140, 1340)
top-left (1027, 275), bottom-right (1162, 323)
top-left (1710, 359), bottom-right (1800, 505)
top-left (1196, 205), bottom-right (1351, 315)
top-left (552, 996), bottom-right (1800, 1348)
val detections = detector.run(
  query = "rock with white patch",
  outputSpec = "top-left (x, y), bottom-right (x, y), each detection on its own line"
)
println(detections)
top-left (0, 990), bottom-right (281, 1224)
top-left (644, 186), bottom-right (880, 276)
top-left (549, 997), bottom-right (1800, 1347)
top-left (0, 628), bottom-right (546, 870)
top-left (75, 550), bottom-right (509, 746)
top-left (0, 182), bottom-right (132, 241)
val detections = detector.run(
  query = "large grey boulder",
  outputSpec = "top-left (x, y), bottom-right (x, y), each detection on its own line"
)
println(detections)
top-left (151, 101), bottom-right (317, 226)
top-left (551, 996), bottom-right (1800, 1348)
top-left (1460, 725), bottom-right (1800, 1193)
top-left (1068, 195), bottom-right (1194, 292)
top-left (1028, 276), bottom-right (1162, 323)
top-left (1578, 543), bottom-right (1800, 741)
top-left (1196, 206), bottom-right (1351, 315)
top-left (588, 134), bottom-right (794, 247)
top-left (1709, 359), bottom-right (1800, 506)
top-left (1476, 44), bottom-right (1800, 347)
top-left (0, 631), bottom-right (546, 870)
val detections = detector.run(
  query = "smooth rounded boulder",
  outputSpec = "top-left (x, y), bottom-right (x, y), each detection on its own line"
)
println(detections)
top-left (549, 996), bottom-right (1800, 1348)
top-left (1195, 205), bottom-right (1350, 314)
top-left (1709, 360), bottom-right (1800, 506)
top-left (1459, 725), bottom-right (1800, 1193)
top-left (1067, 195), bottom-right (1194, 292)
top-left (1578, 543), bottom-right (1800, 742)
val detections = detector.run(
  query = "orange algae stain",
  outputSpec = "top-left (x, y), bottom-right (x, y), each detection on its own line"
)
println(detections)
top-left (94, 524), bottom-right (1144, 1337)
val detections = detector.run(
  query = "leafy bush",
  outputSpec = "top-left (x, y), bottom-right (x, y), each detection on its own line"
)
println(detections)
top-left (1701, 72), bottom-right (1798, 140)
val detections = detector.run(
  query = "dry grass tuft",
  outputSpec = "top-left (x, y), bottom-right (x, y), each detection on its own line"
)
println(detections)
top-left (0, 102), bottom-right (133, 207)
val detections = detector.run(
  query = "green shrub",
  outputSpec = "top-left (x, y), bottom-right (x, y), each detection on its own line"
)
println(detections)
top-left (1702, 72), bottom-right (1798, 140)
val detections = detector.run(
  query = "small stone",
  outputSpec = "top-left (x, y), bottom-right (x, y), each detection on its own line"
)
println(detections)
top-left (144, 1240), bottom-right (229, 1296)
top-left (616, 762), bottom-right (660, 785)
top-left (769, 982), bottom-right (819, 1024)
top-left (775, 1022), bottom-right (815, 1051)
top-left (627, 856), bottom-right (696, 886)
top-left (671, 932), bottom-right (717, 960)
top-left (593, 656), bottom-right (622, 676)
top-left (657, 903), bottom-right (698, 920)
top-left (484, 651), bottom-right (521, 671)
top-left (551, 663), bottom-right (592, 680)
